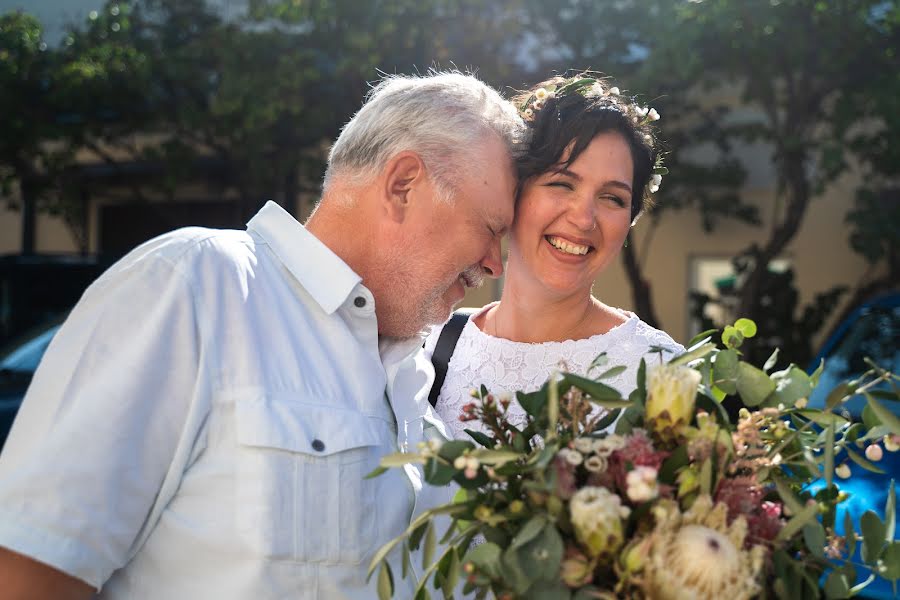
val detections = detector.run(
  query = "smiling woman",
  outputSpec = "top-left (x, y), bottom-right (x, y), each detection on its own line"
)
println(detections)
top-left (425, 73), bottom-right (682, 441)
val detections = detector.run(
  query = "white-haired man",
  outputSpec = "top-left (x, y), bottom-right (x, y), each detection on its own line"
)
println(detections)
top-left (0, 72), bottom-right (525, 599)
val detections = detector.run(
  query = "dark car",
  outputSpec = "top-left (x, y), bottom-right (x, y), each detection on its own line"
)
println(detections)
top-left (0, 253), bottom-right (109, 347)
top-left (807, 293), bottom-right (899, 599)
top-left (0, 318), bottom-right (62, 450)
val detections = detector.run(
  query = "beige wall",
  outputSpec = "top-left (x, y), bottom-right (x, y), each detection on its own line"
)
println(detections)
top-left (2, 166), bottom-right (876, 349)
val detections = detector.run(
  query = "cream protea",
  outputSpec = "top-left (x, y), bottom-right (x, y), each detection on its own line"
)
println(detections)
top-left (569, 486), bottom-right (631, 561)
top-left (645, 363), bottom-right (701, 445)
top-left (622, 495), bottom-right (766, 600)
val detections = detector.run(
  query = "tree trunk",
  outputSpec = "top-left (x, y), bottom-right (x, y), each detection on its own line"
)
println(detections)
top-left (19, 176), bottom-right (37, 255)
top-left (620, 238), bottom-right (661, 329)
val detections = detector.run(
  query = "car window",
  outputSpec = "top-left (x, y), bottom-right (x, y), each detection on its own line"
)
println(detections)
top-left (811, 304), bottom-right (900, 416)
top-left (0, 325), bottom-right (60, 373)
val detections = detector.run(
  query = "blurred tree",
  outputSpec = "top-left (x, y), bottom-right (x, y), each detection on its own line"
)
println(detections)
top-left (523, 0), bottom-right (900, 364)
top-left (0, 12), bottom-right (73, 252)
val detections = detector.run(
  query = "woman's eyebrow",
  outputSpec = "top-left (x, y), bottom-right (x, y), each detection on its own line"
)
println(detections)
top-left (552, 168), bottom-right (633, 195)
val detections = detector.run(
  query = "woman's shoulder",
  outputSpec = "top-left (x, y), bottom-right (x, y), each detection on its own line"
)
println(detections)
top-left (602, 311), bottom-right (684, 357)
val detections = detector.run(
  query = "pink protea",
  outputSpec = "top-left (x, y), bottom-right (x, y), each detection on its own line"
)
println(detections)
top-left (715, 476), bottom-right (783, 546)
top-left (607, 430), bottom-right (669, 494)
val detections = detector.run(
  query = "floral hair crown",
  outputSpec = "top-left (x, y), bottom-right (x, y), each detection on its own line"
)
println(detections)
top-left (518, 76), bottom-right (668, 194)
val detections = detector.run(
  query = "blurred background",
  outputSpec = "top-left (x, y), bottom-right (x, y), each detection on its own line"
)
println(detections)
top-left (0, 0), bottom-right (897, 364)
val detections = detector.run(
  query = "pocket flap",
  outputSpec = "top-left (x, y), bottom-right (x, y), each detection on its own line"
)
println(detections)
top-left (235, 394), bottom-right (387, 456)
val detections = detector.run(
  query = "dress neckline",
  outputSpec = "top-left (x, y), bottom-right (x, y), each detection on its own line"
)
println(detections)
top-left (464, 301), bottom-right (639, 348)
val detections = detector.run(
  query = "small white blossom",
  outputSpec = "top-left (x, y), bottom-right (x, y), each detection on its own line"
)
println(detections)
top-left (534, 87), bottom-right (550, 101)
top-left (523, 108), bottom-right (534, 120)
top-left (636, 106), bottom-right (649, 117)
top-left (865, 444), bottom-right (884, 462)
top-left (89, 10), bottom-right (99, 19)
top-left (885, 435), bottom-right (900, 452)
top-left (573, 437), bottom-right (595, 454)
top-left (608, 86), bottom-right (620, 95)
top-left (626, 466), bottom-right (659, 502)
top-left (533, 99), bottom-right (544, 111)
top-left (584, 455), bottom-right (608, 473)
top-left (835, 464), bottom-right (852, 479)
top-left (795, 398), bottom-right (808, 409)
top-left (648, 108), bottom-right (661, 121)
top-left (649, 184), bottom-right (660, 193)
top-left (454, 456), bottom-right (467, 470)
top-left (651, 174), bottom-right (663, 187)
top-left (559, 448), bottom-right (583, 466)
top-left (466, 456), bottom-right (480, 470)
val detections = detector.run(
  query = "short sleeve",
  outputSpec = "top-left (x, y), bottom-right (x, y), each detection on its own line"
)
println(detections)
top-left (0, 250), bottom-right (202, 589)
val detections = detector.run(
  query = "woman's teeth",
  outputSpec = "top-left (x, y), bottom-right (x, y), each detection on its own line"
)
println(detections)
top-left (547, 235), bottom-right (590, 256)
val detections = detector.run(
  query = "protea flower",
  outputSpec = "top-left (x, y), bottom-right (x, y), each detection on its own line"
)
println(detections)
top-left (645, 363), bottom-right (701, 445)
top-left (569, 486), bottom-right (631, 561)
top-left (620, 495), bottom-right (766, 600)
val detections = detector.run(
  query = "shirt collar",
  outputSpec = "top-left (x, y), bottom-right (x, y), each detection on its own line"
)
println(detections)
top-left (247, 201), bottom-right (362, 315)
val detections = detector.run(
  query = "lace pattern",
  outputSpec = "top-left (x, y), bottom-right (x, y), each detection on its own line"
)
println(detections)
top-left (424, 303), bottom-right (684, 441)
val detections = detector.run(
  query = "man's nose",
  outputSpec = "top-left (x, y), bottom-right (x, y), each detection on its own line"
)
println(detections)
top-left (481, 238), bottom-right (504, 278)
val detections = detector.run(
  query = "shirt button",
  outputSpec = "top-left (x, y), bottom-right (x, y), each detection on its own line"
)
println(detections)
top-left (311, 439), bottom-right (325, 452)
top-left (354, 296), bottom-right (367, 308)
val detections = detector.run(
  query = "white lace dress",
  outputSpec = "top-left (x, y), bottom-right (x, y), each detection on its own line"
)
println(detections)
top-left (424, 302), bottom-right (684, 440)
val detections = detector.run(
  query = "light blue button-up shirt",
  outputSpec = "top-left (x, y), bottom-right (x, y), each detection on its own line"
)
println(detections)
top-left (0, 201), bottom-right (451, 599)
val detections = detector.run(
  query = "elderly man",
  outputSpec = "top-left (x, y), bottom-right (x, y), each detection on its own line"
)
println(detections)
top-left (0, 72), bottom-right (524, 599)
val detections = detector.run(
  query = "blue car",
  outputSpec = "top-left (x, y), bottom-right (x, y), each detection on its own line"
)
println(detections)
top-left (0, 319), bottom-right (62, 450)
top-left (807, 293), bottom-right (899, 599)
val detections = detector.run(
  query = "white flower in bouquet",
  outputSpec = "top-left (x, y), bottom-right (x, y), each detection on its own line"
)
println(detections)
top-left (645, 363), bottom-right (701, 444)
top-left (626, 466), bottom-right (660, 503)
top-left (625, 495), bottom-right (765, 600)
top-left (569, 486), bottom-right (631, 560)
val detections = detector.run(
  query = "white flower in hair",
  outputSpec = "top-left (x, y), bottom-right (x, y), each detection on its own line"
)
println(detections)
top-left (523, 108), bottom-right (534, 120)
top-left (649, 183), bottom-right (660, 193)
top-left (648, 107), bottom-right (660, 121)
top-left (533, 99), bottom-right (544, 111)
top-left (651, 174), bottom-right (663, 187)
top-left (636, 106), bottom-right (649, 117)
top-left (588, 82), bottom-right (604, 97)
top-left (608, 86), bottom-right (620, 95)
top-left (534, 87), bottom-right (550, 101)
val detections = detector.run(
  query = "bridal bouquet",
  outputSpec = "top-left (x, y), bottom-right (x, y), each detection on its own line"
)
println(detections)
top-left (367, 320), bottom-right (899, 599)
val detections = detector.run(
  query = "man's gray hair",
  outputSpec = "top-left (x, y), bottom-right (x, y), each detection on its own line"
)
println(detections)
top-left (324, 71), bottom-right (527, 202)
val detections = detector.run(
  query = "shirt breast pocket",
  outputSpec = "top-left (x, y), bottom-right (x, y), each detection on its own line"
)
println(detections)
top-left (234, 394), bottom-right (390, 564)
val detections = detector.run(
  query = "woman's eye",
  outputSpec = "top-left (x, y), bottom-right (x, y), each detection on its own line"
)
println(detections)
top-left (547, 181), bottom-right (573, 190)
top-left (601, 195), bottom-right (627, 207)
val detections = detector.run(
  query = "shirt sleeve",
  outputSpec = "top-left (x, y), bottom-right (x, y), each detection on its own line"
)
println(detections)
top-left (0, 249), bottom-right (202, 589)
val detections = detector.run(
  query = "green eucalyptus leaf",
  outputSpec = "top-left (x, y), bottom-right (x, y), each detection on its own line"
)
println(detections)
top-left (517, 388), bottom-right (547, 419)
top-left (464, 541), bottom-right (503, 580)
top-left (562, 372), bottom-right (624, 402)
top-left (713, 349), bottom-right (739, 395)
top-left (823, 569), bottom-right (850, 599)
top-left (882, 541), bottom-right (900, 581)
top-left (596, 365), bottom-right (628, 380)
top-left (380, 452), bottom-right (427, 468)
top-left (441, 549), bottom-right (460, 598)
top-left (465, 428), bottom-right (495, 448)
top-left (592, 408), bottom-right (621, 432)
top-left (866, 393), bottom-right (900, 435)
top-left (670, 342), bottom-right (716, 366)
top-left (402, 541), bottom-right (411, 580)
top-left (423, 522), bottom-right (436, 570)
top-left (437, 441), bottom-right (475, 462)
top-left (377, 562), bottom-right (394, 600)
top-left (424, 458), bottom-right (458, 486)
top-left (737, 362), bottom-right (776, 407)
top-left (773, 476), bottom-right (804, 516)
top-left (769, 366), bottom-right (813, 408)
top-left (860, 510), bottom-right (886, 564)
top-left (734, 318), bottom-right (757, 338)
top-left (722, 325), bottom-right (744, 349)
top-left (797, 410), bottom-right (850, 427)
top-left (825, 422), bottom-right (835, 490)
top-left (686, 328), bottom-right (717, 349)
top-left (845, 446), bottom-right (886, 474)
top-left (803, 522), bottom-right (826, 558)
top-left (824, 382), bottom-right (851, 411)
top-left (844, 510), bottom-right (857, 557)
top-left (470, 449), bottom-right (521, 466)
top-left (365, 465), bottom-right (390, 479)
top-left (886, 480), bottom-right (897, 543)
top-left (776, 501), bottom-right (819, 542)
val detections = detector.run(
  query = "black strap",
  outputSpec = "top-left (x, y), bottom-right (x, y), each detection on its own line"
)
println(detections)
top-left (428, 308), bottom-right (475, 407)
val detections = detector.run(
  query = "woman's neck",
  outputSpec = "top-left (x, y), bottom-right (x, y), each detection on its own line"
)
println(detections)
top-left (486, 276), bottom-right (605, 343)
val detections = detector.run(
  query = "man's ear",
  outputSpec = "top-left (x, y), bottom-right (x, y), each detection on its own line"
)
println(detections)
top-left (382, 151), bottom-right (427, 223)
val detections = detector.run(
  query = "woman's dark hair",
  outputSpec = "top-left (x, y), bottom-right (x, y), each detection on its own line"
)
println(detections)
top-left (513, 75), bottom-right (660, 222)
